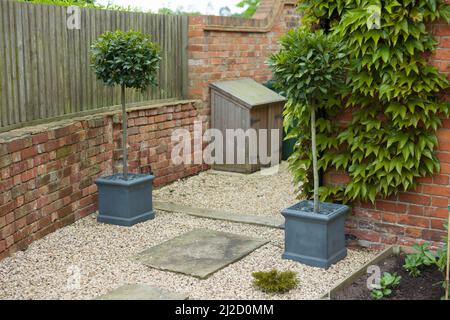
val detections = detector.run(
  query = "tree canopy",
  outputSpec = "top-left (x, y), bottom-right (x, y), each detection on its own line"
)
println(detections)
top-left (90, 30), bottom-right (161, 91)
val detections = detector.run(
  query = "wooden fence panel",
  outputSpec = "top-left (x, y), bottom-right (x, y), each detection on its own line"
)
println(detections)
top-left (0, 0), bottom-right (189, 131)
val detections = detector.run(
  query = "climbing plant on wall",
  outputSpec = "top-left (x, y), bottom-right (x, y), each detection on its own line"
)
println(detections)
top-left (288, 0), bottom-right (450, 203)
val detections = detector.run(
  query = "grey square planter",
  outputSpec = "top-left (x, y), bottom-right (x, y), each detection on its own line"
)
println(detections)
top-left (95, 174), bottom-right (155, 227)
top-left (282, 200), bottom-right (349, 269)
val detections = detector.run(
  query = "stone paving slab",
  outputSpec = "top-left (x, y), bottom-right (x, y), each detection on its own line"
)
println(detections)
top-left (134, 229), bottom-right (269, 279)
top-left (153, 201), bottom-right (285, 229)
top-left (96, 284), bottom-right (189, 300)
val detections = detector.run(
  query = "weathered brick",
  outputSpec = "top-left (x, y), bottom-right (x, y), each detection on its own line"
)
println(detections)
top-left (32, 224), bottom-right (56, 241)
top-left (55, 213), bottom-right (75, 229)
top-left (10, 161), bottom-right (28, 176)
top-left (422, 229), bottom-right (446, 242)
top-left (58, 186), bottom-right (73, 199)
top-left (7, 138), bottom-right (31, 153)
top-left (350, 229), bottom-right (381, 243)
top-left (55, 146), bottom-right (73, 159)
top-left (0, 239), bottom-right (6, 253)
top-left (431, 219), bottom-right (447, 230)
top-left (43, 140), bottom-right (60, 152)
top-left (431, 196), bottom-right (448, 207)
top-left (0, 201), bottom-right (15, 217)
top-left (375, 223), bottom-right (405, 235)
top-left (381, 212), bottom-right (397, 223)
top-left (376, 201), bottom-right (407, 213)
top-left (32, 133), bottom-right (49, 145)
top-left (0, 144), bottom-right (8, 157)
top-left (14, 201), bottom-right (37, 220)
top-left (20, 147), bottom-right (38, 160)
top-left (1, 223), bottom-right (15, 238)
top-left (397, 215), bottom-right (430, 228)
top-left (54, 127), bottom-right (70, 139)
top-left (398, 193), bottom-right (431, 206)
top-left (0, 155), bottom-right (12, 169)
top-left (422, 185), bottom-right (450, 197)
top-left (408, 204), bottom-right (424, 216)
top-left (405, 227), bottom-right (423, 238)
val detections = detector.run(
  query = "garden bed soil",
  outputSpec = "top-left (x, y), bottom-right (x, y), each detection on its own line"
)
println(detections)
top-left (333, 254), bottom-right (445, 300)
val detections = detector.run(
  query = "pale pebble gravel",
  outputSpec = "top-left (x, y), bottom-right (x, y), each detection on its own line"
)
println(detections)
top-left (154, 162), bottom-right (299, 216)
top-left (0, 211), bottom-right (378, 300)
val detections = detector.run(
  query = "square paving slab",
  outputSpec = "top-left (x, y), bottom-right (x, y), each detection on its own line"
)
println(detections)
top-left (134, 229), bottom-right (269, 279)
top-left (96, 284), bottom-right (189, 300)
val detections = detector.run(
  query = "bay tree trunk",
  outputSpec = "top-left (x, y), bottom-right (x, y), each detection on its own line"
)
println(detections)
top-left (311, 107), bottom-right (319, 213)
top-left (121, 84), bottom-right (128, 180)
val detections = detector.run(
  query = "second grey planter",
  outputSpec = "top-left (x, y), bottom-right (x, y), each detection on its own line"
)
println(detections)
top-left (282, 200), bottom-right (349, 269)
top-left (96, 174), bottom-right (155, 227)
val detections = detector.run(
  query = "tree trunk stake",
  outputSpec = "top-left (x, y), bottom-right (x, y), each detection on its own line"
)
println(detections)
top-left (121, 84), bottom-right (128, 180)
top-left (311, 107), bottom-right (319, 213)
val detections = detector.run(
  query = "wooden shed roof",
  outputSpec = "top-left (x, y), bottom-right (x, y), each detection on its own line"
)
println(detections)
top-left (209, 78), bottom-right (286, 109)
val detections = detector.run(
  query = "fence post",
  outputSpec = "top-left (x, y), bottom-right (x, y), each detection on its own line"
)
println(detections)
top-left (181, 15), bottom-right (189, 100)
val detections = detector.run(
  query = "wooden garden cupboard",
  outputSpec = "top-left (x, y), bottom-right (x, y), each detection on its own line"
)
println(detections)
top-left (209, 78), bottom-right (286, 173)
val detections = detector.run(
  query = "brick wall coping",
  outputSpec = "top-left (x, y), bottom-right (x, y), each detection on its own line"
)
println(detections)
top-left (0, 98), bottom-right (202, 135)
top-left (0, 99), bottom-right (202, 143)
top-left (202, 0), bottom-right (298, 33)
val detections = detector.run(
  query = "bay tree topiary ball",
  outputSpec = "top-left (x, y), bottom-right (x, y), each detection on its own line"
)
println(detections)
top-left (90, 30), bottom-right (161, 91)
top-left (268, 27), bottom-right (348, 107)
top-left (252, 269), bottom-right (299, 293)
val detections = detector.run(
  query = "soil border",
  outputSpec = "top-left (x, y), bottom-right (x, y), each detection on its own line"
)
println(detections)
top-left (321, 246), bottom-right (398, 299)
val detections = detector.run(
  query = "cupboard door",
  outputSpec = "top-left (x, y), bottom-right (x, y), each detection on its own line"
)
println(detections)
top-left (250, 106), bottom-right (268, 166)
top-left (267, 103), bottom-right (283, 163)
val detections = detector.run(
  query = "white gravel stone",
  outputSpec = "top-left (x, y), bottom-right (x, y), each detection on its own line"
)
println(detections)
top-left (154, 163), bottom-right (299, 217)
top-left (0, 163), bottom-right (378, 300)
top-left (0, 211), bottom-right (377, 300)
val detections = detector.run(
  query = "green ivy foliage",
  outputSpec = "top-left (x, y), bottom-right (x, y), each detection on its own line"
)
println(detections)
top-left (290, 0), bottom-right (450, 203)
top-left (90, 30), bottom-right (161, 91)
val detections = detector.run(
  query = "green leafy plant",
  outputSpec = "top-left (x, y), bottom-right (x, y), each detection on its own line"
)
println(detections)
top-left (404, 254), bottom-right (424, 277)
top-left (22, 0), bottom-right (95, 5)
top-left (403, 243), bottom-right (437, 277)
top-left (435, 222), bottom-right (449, 273)
top-left (20, 0), bottom-right (139, 11)
top-left (157, 7), bottom-right (201, 16)
top-left (91, 30), bottom-right (161, 179)
top-left (402, 221), bottom-right (449, 299)
top-left (252, 269), bottom-right (299, 293)
top-left (371, 272), bottom-right (401, 300)
top-left (234, 0), bottom-right (260, 18)
top-left (436, 220), bottom-right (449, 299)
top-left (268, 27), bottom-right (348, 211)
top-left (292, 0), bottom-right (450, 203)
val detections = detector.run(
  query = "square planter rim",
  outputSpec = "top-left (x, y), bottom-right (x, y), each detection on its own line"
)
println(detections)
top-left (282, 199), bottom-right (350, 222)
top-left (96, 173), bottom-right (154, 187)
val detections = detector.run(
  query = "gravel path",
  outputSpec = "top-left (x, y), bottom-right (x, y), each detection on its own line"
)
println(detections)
top-left (0, 211), bottom-right (377, 300)
top-left (154, 162), bottom-right (299, 217)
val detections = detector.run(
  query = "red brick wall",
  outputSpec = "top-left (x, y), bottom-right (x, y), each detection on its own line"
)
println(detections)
top-left (187, 0), bottom-right (300, 102)
top-left (325, 22), bottom-right (450, 250)
top-left (0, 100), bottom-right (206, 260)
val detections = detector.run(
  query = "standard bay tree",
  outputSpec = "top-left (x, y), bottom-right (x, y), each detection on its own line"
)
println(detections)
top-left (91, 30), bottom-right (161, 227)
